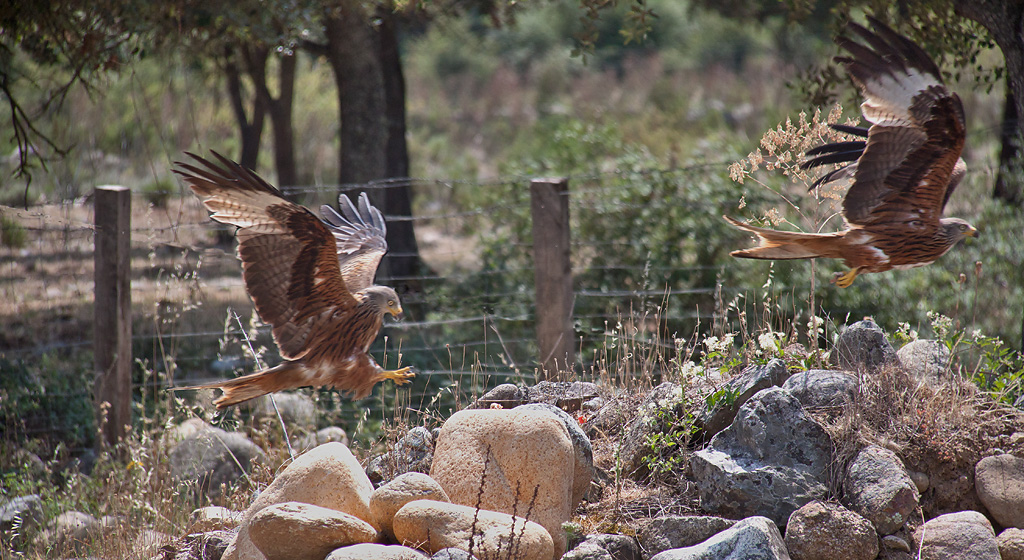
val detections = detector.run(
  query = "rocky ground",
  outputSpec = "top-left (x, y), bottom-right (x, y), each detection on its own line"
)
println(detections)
top-left (3, 319), bottom-right (1024, 560)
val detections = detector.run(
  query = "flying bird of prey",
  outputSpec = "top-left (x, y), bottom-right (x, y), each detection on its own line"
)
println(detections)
top-left (725, 16), bottom-right (977, 287)
top-left (173, 152), bottom-right (414, 409)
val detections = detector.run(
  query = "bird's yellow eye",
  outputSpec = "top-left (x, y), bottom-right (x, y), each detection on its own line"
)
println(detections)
top-left (959, 224), bottom-right (967, 231)
top-left (388, 300), bottom-right (396, 307)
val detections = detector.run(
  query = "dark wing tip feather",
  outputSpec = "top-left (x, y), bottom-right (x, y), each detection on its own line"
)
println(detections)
top-left (803, 141), bottom-right (867, 160)
top-left (174, 150), bottom-right (284, 197)
top-left (829, 123), bottom-right (869, 137)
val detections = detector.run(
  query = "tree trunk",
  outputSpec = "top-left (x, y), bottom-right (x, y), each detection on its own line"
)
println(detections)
top-left (994, 83), bottom-right (1023, 204)
top-left (249, 47), bottom-right (298, 189)
top-left (324, 2), bottom-right (388, 188)
top-left (956, 0), bottom-right (1024, 140)
top-left (224, 49), bottom-right (267, 171)
top-left (378, 8), bottom-right (426, 283)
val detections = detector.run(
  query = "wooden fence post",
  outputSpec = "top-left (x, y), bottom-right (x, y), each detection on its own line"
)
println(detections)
top-left (530, 177), bottom-right (575, 379)
top-left (94, 185), bottom-right (132, 448)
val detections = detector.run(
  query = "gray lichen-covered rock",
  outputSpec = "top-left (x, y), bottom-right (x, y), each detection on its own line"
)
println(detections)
top-left (367, 426), bottom-right (435, 485)
top-left (640, 516), bottom-right (737, 557)
top-left (975, 454), bottom-right (1024, 529)
top-left (698, 359), bottom-right (790, 439)
top-left (843, 446), bottom-right (918, 535)
top-left (650, 516), bottom-right (790, 560)
top-left (913, 511), bottom-right (1000, 560)
top-left (527, 381), bottom-right (602, 412)
top-left (896, 340), bottom-right (950, 381)
top-left (832, 320), bottom-right (898, 371)
top-left (690, 388), bottom-right (832, 526)
top-left (781, 370), bottom-right (857, 408)
top-left (784, 501), bottom-right (878, 560)
top-left (562, 533), bottom-right (639, 560)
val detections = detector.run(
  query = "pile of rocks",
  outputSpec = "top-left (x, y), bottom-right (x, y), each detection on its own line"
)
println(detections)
top-left (3, 320), bottom-right (1024, 560)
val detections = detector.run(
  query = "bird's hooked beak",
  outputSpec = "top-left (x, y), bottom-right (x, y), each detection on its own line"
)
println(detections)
top-left (966, 226), bottom-right (979, 238)
top-left (388, 304), bottom-right (404, 319)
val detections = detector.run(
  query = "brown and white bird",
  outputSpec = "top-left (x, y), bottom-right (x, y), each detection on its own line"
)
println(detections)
top-left (173, 152), bottom-right (414, 409)
top-left (726, 16), bottom-right (977, 287)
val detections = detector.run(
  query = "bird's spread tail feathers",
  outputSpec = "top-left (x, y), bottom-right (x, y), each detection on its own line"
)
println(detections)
top-left (171, 361), bottom-right (308, 409)
top-left (724, 216), bottom-right (847, 260)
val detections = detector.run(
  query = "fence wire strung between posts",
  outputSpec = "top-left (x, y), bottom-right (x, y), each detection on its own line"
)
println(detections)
top-left (3, 160), bottom-right (1017, 446)
top-left (1, 164), bottom-right (743, 444)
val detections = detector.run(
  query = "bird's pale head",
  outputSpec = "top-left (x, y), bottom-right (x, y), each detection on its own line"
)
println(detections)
top-left (363, 285), bottom-right (403, 318)
top-left (940, 217), bottom-right (979, 244)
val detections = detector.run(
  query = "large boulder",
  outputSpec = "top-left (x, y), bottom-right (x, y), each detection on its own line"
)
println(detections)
top-left (168, 421), bottom-right (266, 499)
top-left (649, 516), bottom-right (789, 560)
top-left (430, 407), bottom-right (584, 557)
top-left (248, 502), bottom-right (377, 560)
top-left (639, 516), bottom-right (737, 558)
top-left (784, 501), bottom-right (878, 560)
top-left (781, 370), bottom-right (857, 408)
top-left (698, 359), bottom-right (790, 438)
top-left (326, 543), bottom-right (428, 559)
top-left (517, 403), bottom-right (594, 506)
top-left (913, 511), bottom-right (1000, 560)
top-left (832, 320), bottom-right (898, 371)
top-left (223, 442), bottom-right (376, 560)
top-left (843, 446), bottom-right (918, 535)
top-left (561, 533), bottom-right (639, 560)
top-left (371, 472), bottom-right (450, 540)
top-left (690, 388), bottom-right (833, 526)
top-left (392, 499), bottom-right (553, 560)
top-left (975, 454), bottom-right (1024, 529)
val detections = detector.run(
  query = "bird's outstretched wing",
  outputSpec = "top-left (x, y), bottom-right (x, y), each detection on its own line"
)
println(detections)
top-left (320, 193), bottom-right (388, 293)
top-left (174, 151), bottom-right (359, 360)
top-left (835, 16), bottom-right (966, 228)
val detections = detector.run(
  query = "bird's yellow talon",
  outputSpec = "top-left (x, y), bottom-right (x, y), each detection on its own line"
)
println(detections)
top-left (383, 366), bottom-right (414, 385)
top-left (832, 268), bottom-right (860, 288)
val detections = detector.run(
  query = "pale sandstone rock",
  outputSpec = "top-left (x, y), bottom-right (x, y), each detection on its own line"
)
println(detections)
top-left (249, 502), bottom-right (377, 560)
top-left (371, 472), bottom-right (450, 540)
top-left (392, 499), bottom-right (553, 560)
top-left (998, 527), bottom-right (1024, 560)
top-left (784, 501), bottom-right (878, 560)
top-left (843, 445), bottom-right (918, 535)
top-left (326, 543), bottom-right (428, 559)
top-left (223, 442), bottom-right (376, 560)
top-left (975, 454), bottom-right (1024, 529)
top-left (430, 407), bottom-right (577, 557)
top-left (913, 511), bottom-right (1000, 560)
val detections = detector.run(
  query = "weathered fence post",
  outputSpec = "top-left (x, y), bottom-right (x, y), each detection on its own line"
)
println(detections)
top-left (530, 177), bottom-right (575, 379)
top-left (94, 185), bottom-right (132, 448)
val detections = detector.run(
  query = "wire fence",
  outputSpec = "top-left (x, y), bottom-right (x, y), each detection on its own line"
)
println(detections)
top-left (2, 161), bottom-right (1021, 447)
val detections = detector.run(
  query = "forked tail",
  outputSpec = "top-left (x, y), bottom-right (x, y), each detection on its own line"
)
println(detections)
top-left (171, 361), bottom-right (308, 409)
top-left (724, 216), bottom-right (846, 260)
